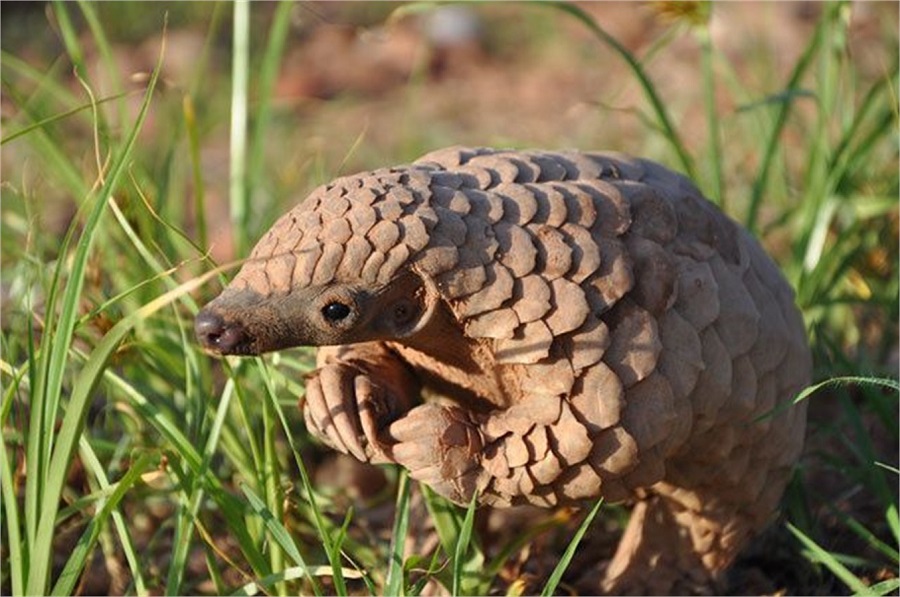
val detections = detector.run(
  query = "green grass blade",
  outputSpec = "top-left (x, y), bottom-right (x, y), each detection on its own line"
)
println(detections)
top-left (201, 545), bottom-right (229, 596)
top-left (829, 506), bottom-right (900, 564)
top-left (183, 94), bottom-right (209, 252)
top-left (229, 0), bottom-right (251, 256)
top-left (76, 435), bottom-right (148, 596)
top-left (0, 359), bottom-right (26, 425)
top-left (385, 469), bottom-right (412, 596)
top-left (696, 17), bottom-right (724, 206)
top-left (240, 483), bottom-right (305, 567)
top-left (735, 88), bottom-right (817, 114)
top-left (166, 497), bottom-right (195, 595)
top-left (246, 0), bottom-right (293, 204)
top-left (421, 486), bottom-right (486, 595)
top-left (540, 499), bottom-right (603, 596)
top-left (240, 483), bottom-right (318, 591)
top-left (27, 262), bottom-right (221, 596)
top-left (185, 2), bottom-right (227, 98)
top-left (861, 578), bottom-right (900, 596)
top-left (261, 380), bottom-right (286, 596)
top-left (103, 369), bottom-right (204, 472)
top-left (265, 358), bottom-right (360, 597)
top-left (262, 362), bottom-right (336, 595)
top-left (746, 2), bottom-right (838, 233)
top-left (0, 78), bottom-right (89, 194)
top-left (486, 514), bottom-right (564, 578)
top-left (77, 0), bottom-right (125, 129)
top-left (230, 370), bottom-right (265, 495)
top-left (835, 393), bottom-right (899, 533)
top-left (405, 551), bottom-right (445, 596)
top-left (799, 195), bottom-right (839, 274)
top-left (0, 50), bottom-right (77, 112)
top-left (827, 70), bottom-right (898, 187)
top-left (98, 360), bottom-right (274, 583)
top-left (0, 422), bottom-right (25, 595)
top-left (1, 91), bottom-right (131, 145)
top-left (331, 510), bottom-right (356, 595)
top-left (165, 371), bottom-right (241, 595)
top-left (545, 1), bottom-right (696, 180)
top-left (231, 565), bottom-right (365, 596)
top-left (756, 376), bottom-right (899, 440)
top-left (793, 4), bottom-right (857, 279)
top-left (421, 485), bottom-right (463, 562)
top-left (887, 503), bottom-right (900, 549)
top-left (18, 82), bottom-right (93, 552)
top-left (50, 1), bottom-right (85, 74)
top-left (793, 376), bottom-right (899, 405)
top-left (24, 279), bottom-right (49, 556)
top-left (787, 522), bottom-right (871, 595)
top-left (50, 450), bottom-right (157, 596)
top-left (451, 493), bottom-right (479, 597)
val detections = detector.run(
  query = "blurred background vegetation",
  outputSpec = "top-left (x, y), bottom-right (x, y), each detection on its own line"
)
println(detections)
top-left (1, 2), bottom-right (897, 595)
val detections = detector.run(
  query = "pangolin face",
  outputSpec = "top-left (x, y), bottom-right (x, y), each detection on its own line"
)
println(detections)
top-left (195, 268), bottom-right (434, 356)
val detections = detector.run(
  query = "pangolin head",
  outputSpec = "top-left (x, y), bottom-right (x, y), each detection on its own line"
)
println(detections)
top-left (194, 163), bottom-right (455, 356)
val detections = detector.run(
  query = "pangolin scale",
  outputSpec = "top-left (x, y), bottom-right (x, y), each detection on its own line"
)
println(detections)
top-left (196, 147), bottom-right (810, 594)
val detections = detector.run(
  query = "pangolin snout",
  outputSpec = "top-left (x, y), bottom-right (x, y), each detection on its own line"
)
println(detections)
top-left (195, 307), bottom-right (248, 355)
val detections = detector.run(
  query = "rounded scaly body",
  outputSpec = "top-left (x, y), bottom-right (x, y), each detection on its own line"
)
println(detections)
top-left (197, 147), bottom-right (810, 593)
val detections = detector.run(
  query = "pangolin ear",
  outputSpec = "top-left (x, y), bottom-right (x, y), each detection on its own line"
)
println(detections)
top-left (373, 270), bottom-right (439, 339)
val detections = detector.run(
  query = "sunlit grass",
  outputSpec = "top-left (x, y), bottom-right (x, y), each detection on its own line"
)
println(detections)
top-left (1, 1), bottom-right (897, 595)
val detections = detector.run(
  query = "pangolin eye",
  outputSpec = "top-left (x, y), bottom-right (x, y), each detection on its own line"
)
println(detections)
top-left (322, 302), bottom-right (352, 323)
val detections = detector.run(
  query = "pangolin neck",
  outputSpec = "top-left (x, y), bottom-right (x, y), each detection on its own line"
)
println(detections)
top-left (388, 303), bottom-right (512, 411)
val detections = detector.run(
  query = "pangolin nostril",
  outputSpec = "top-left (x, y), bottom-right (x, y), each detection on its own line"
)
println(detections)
top-left (217, 326), bottom-right (246, 353)
top-left (195, 309), bottom-right (243, 353)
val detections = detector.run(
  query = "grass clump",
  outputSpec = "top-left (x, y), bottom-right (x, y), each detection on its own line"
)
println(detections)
top-left (1, 1), bottom-right (897, 595)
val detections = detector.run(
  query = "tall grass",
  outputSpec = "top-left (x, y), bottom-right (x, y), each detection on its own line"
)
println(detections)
top-left (5, 17), bottom-right (165, 595)
top-left (1, 2), bottom-right (897, 596)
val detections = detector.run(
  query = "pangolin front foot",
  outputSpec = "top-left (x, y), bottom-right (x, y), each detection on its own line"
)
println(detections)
top-left (303, 344), bottom-right (421, 463)
top-left (387, 403), bottom-right (489, 504)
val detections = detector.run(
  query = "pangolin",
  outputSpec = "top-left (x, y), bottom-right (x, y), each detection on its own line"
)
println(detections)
top-left (195, 147), bottom-right (810, 594)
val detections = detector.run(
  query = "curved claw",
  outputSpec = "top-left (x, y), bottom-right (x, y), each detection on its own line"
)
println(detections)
top-left (355, 375), bottom-right (394, 464)
top-left (301, 361), bottom-right (411, 464)
top-left (303, 374), bottom-right (342, 452)
top-left (318, 365), bottom-right (367, 461)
